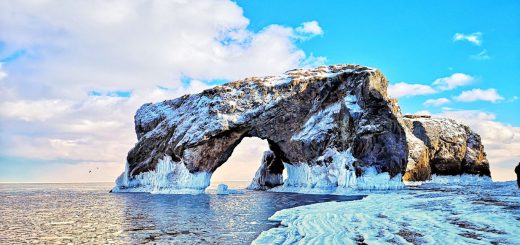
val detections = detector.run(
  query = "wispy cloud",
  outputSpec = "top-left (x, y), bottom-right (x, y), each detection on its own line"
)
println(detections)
top-left (470, 49), bottom-right (491, 60)
top-left (453, 32), bottom-right (482, 46)
top-left (454, 88), bottom-right (504, 103)
top-left (423, 98), bottom-right (450, 107)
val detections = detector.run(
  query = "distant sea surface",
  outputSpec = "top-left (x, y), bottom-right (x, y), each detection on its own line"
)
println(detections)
top-left (0, 182), bottom-right (363, 244)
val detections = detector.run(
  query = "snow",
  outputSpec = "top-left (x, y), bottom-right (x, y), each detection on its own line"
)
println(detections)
top-left (291, 103), bottom-right (342, 142)
top-left (270, 148), bottom-right (404, 194)
top-left (254, 179), bottom-right (520, 244)
top-left (291, 94), bottom-right (364, 143)
top-left (343, 95), bottom-right (362, 114)
top-left (112, 155), bottom-right (211, 194)
top-left (263, 75), bottom-right (292, 87)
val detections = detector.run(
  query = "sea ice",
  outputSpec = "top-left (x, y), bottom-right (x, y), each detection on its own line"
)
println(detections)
top-left (254, 178), bottom-right (520, 244)
top-left (216, 184), bottom-right (242, 195)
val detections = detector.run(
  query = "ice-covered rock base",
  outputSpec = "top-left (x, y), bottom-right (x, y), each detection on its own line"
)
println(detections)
top-left (270, 149), bottom-right (404, 194)
top-left (111, 156), bottom-right (211, 194)
top-left (254, 178), bottom-right (520, 244)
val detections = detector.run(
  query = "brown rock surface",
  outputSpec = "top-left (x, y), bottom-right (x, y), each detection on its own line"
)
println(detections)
top-left (403, 117), bottom-right (490, 180)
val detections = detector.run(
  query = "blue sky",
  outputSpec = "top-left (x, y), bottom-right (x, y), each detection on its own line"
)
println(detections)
top-left (239, 0), bottom-right (520, 125)
top-left (0, 0), bottom-right (518, 182)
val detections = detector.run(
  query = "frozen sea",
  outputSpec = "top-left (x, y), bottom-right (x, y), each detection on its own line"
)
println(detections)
top-left (1, 178), bottom-right (519, 244)
top-left (0, 181), bottom-right (363, 244)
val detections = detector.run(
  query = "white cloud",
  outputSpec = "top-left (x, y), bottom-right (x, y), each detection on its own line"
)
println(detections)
top-left (432, 73), bottom-right (474, 91)
top-left (0, 1), bottom-right (325, 98)
top-left (454, 88), bottom-right (504, 103)
top-left (296, 21), bottom-right (323, 36)
top-left (388, 82), bottom-right (436, 98)
top-left (0, 99), bottom-right (73, 121)
top-left (453, 32), bottom-right (482, 45)
top-left (0, 82), bottom-right (211, 160)
top-left (432, 110), bottom-right (520, 181)
top-left (389, 73), bottom-right (475, 98)
top-left (423, 98), bottom-right (450, 107)
top-left (0, 0), bottom-right (326, 182)
top-left (470, 49), bottom-right (490, 60)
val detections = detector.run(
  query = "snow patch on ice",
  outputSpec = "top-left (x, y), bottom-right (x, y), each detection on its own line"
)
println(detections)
top-left (255, 180), bottom-right (520, 244)
top-left (112, 156), bottom-right (211, 194)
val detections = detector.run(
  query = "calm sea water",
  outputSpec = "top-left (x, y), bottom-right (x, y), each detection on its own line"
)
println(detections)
top-left (0, 182), bottom-right (364, 244)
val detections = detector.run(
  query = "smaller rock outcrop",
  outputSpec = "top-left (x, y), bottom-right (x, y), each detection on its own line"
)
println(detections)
top-left (403, 116), bottom-right (490, 181)
top-left (247, 150), bottom-right (284, 190)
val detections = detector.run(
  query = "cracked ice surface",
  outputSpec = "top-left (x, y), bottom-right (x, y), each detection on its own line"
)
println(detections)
top-left (254, 177), bottom-right (520, 244)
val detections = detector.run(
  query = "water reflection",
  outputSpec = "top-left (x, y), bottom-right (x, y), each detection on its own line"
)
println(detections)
top-left (116, 190), bottom-right (364, 244)
top-left (0, 183), bottom-right (364, 244)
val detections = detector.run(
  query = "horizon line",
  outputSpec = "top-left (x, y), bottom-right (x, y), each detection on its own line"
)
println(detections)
top-left (0, 180), bottom-right (253, 184)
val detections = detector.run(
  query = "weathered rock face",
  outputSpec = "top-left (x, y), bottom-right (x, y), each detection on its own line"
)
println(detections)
top-left (112, 64), bottom-right (490, 193)
top-left (402, 116), bottom-right (490, 180)
top-left (247, 150), bottom-right (284, 190)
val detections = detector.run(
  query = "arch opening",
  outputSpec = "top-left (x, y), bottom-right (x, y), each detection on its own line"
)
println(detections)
top-left (210, 137), bottom-right (285, 190)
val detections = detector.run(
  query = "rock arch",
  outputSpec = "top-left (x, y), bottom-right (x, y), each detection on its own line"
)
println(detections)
top-left (112, 64), bottom-right (489, 194)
